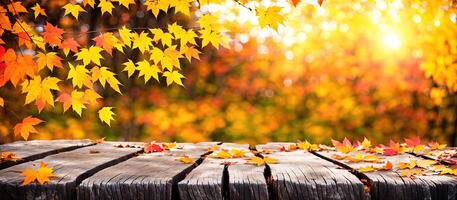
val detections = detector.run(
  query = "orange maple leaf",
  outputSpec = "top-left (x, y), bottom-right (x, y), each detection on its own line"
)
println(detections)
top-left (61, 38), bottom-right (80, 55)
top-left (13, 116), bottom-right (44, 140)
top-left (21, 161), bottom-right (55, 185)
top-left (42, 23), bottom-right (64, 47)
top-left (3, 49), bottom-right (38, 87)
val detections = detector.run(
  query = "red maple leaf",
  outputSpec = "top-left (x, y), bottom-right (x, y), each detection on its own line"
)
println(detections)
top-left (144, 142), bottom-right (163, 153)
top-left (42, 23), bottom-right (63, 47)
top-left (404, 136), bottom-right (420, 147)
top-left (61, 38), bottom-right (80, 54)
top-left (383, 148), bottom-right (397, 156)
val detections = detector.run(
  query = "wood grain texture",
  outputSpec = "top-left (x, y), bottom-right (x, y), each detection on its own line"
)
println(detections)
top-left (76, 143), bottom-right (214, 200)
top-left (220, 143), bottom-right (269, 200)
top-left (316, 151), bottom-right (457, 200)
top-left (257, 143), bottom-right (368, 200)
top-left (0, 140), bottom-right (93, 169)
top-left (0, 142), bottom-right (142, 200)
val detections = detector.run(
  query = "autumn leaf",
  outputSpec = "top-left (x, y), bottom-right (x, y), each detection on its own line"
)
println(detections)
top-left (256, 6), bottom-right (285, 31)
top-left (357, 166), bottom-right (375, 172)
top-left (199, 29), bottom-right (230, 49)
top-left (132, 31), bottom-right (153, 53)
top-left (318, 0), bottom-right (324, 6)
top-left (162, 142), bottom-right (177, 150)
top-left (21, 76), bottom-right (61, 112)
top-left (136, 60), bottom-right (160, 83)
top-left (163, 70), bottom-right (185, 86)
top-left (149, 28), bottom-right (174, 47)
top-left (247, 156), bottom-right (278, 166)
top-left (42, 23), bottom-right (64, 47)
top-left (399, 169), bottom-right (422, 178)
top-left (179, 156), bottom-right (194, 164)
top-left (361, 137), bottom-right (371, 149)
top-left (230, 148), bottom-right (246, 158)
top-left (31, 4), bottom-right (47, 19)
top-left (76, 46), bottom-right (104, 66)
top-left (21, 161), bottom-right (55, 185)
top-left (214, 150), bottom-right (232, 159)
top-left (416, 160), bottom-right (437, 169)
top-left (332, 138), bottom-right (355, 153)
top-left (122, 60), bottom-right (136, 77)
top-left (0, 96), bottom-right (3, 107)
top-left (119, 26), bottom-right (133, 47)
top-left (14, 116), bottom-right (44, 140)
top-left (56, 90), bottom-right (86, 116)
top-left (0, 151), bottom-right (18, 162)
top-left (61, 38), bottom-right (80, 56)
top-left (428, 141), bottom-right (446, 150)
top-left (144, 142), bottom-right (164, 153)
top-left (7, 2), bottom-right (27, 15)
top-left (297, 140), bottom-right (318, 151)
top-left (378, 161), bottom-right (393, 171)
top-left (290, 0), bottom-right (301, 7)
top-left (67, 63), bottom-right (92, 89)
top-left (180, 45), bottom-right (200, 62)
top-left (36, 52), bottom-right (63, 71)
top-left (63, 3), bottom-right (85, 20)
top-left (98, 0), bottom-right (114, 15)
top-left (98, 107), bottom-right (115, 126)
top-left (91, 66), bottom-right (122, 93)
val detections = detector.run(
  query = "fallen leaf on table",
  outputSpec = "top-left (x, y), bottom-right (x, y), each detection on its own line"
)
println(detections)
top-left (214, 150), bottom-right (232, 159)
top-left (357, 166), bottom-right (375, 172)
top-left (21, 161), bottom-right (55, 185)
top-left (399, 169), bottom-right (422, 178)
top-left (230, 148), bottom-right (246, 158)
top-left (378, 161), bottom-right (393, 171)
top-left (179, 156), bottom-right (194, 164)
top-left (416, 160), bottom-right (437, 169)
top-left (247, 156), bottom-right (278, 166)
top-left (1, 151), bottom-right (18, 162)
top-left (144, 142), bottom-right (164, 153)
top-left (162, 142), bottom-right (177, 150)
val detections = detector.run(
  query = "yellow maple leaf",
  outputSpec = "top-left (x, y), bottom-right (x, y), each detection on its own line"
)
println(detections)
top-left (170, 0), bottom-right (193, 16)
top-left (180, 45), bottom-right (200, 62)
top-left (247, 156), bottom-right (278, 166)
top-left (136, 60), bottom-right (160, 83)
top-left (163, 70), bottom-right (184, 86)
top-left (36, 52), bottom-right (62, 71)
top-left (399, 169), bottom-right (422, 178)
top-left (132, 31), bottom-right (153, 53)
top-left (63, 3), bottom-right (85, 20)
top-left (149, 28), bottom-right (174, 47)
top-left (31, 4), bottom-right (47, 19)
top-left (119, 26), bottom-right (133, 47)
top-left (67, 63), bottom-right (92, 89)
top-left (230, 148), bottom-right (246, 158)
top-left (75, 46), bottom-right (104, 66)
top-left (150, 46), bottom-right (182, 71)
top-left (144, 0), bottom-right (170, 17)
top-left (179, 156), bottom-right (194, 164)
top-left (361, 137), bottom-right (371, 149)
top-left (297, 140), bottom-right (318, 151)
top-left (122, 59), bottom-right (136, 77)
top-left (83, 89), bottom-right (102, 104)
top-left (357, 166), bottom-right (375, 172)
top-left (98, 107), bottom-right (115, 126)
top-left (21, 76), bottom-right (60, 112)
top-left (69, 90), bottom-right (86, 116)
top-left (256, 6), bottom-right (285, 31)
top-left (199, 29), bottom-right (230, 49)
top-left (21, 162), bottom-right (55, 185)
top-left (162, 142), bottom-right (177, 150)
top-left (214, 150), bottom-right (232, 159)
top-left (91, 66), bottom-right (122, 93)
top-left (416, 160), bottom-right (437, 169)
top-left (98, 0), bottom-right (114, 15)
top-left (113, 0), bottom-right (135, 8)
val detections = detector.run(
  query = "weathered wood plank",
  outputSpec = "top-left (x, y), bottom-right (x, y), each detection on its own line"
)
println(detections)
top-left (178, 143), bottom-right (268, 200)
top-left (0, 142), bottom-right (142, 200)
top-left (0, 140), bottom-right (93, 170)
top-left (76, 143), bottom-right (214, 200)
top-left (219, 143), bottom-right (269, 200)
top-left (422, 147), bottom-right (457, 165)
top-left (316, 150), bottom-right (457, 200)
top-left (257, 143), bottom-right (368, 200)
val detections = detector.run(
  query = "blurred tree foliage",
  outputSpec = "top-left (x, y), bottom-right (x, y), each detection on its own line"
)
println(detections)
top-left (0, 0), bottom-right (456, 145)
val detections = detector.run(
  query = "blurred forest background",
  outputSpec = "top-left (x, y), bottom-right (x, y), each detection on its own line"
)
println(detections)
top-left (0, 0), bottom-right (456, 145)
